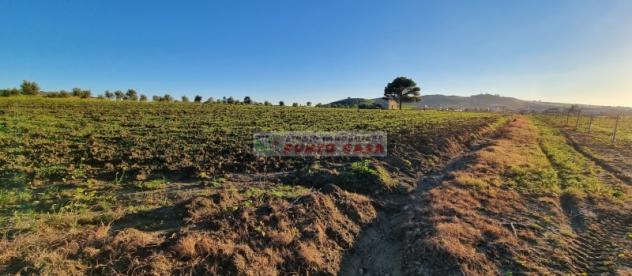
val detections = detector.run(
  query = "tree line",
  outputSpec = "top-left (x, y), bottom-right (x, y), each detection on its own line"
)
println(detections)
top-left (0, 80), bottom-right (321, 107)
top-left (2, 76), bottom-right (422, 109)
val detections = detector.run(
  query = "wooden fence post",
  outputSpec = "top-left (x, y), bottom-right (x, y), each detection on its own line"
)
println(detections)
top-left (566, 109), bottom-right (571, 125)
top-left (612, 115), bottom-right (621, 144)
top-left (587, 114), bottom-right (594, 133)
top-left (575, 110), bottom-right (581, 130)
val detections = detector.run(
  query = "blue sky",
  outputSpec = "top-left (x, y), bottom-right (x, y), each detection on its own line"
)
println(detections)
top-left (1, 0), bottom-right (631, 106)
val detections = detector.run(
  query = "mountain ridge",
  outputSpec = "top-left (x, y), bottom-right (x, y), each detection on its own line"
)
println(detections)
top-left (328, 94), bottom-right (632, 114)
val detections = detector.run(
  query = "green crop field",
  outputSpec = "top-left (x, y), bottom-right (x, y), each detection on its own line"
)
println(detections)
top-left (0, 96), bottom-right (500, 228)
top-left (0, 97), bottom-right (498, 182)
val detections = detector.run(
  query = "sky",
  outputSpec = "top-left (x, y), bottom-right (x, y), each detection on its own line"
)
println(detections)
top-left (1, 0), bottom-right (631, 106)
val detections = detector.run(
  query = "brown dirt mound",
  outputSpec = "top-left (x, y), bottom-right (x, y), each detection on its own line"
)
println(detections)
top-left (0, 184), bottom-right (376, 275)
top-left (170, 184), bottom-right (376, 275)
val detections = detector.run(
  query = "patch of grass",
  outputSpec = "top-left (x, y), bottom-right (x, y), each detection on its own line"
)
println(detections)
top-left (0, 189), bottom-right (33, 206)
top-left (505, 166), bottom-right (560, 195)
top-left (245, 185), bottom-right (309, 200)
top-left (339, 160), bottom-right (397, 193)
top-left (268, 185), bottom-right (310, 199)
top-left (205, 177), bottom-right (226, 188)
top-left (532, 118), bottom-right (623, 199)
top-left (454, 173), bottom-right (489, 189)
top-left (0, 171), bottom-right (28, 189)
top-left (36, 165), bottom-right (68, 181)
top-left (134, 178), bottom-right (168, 190)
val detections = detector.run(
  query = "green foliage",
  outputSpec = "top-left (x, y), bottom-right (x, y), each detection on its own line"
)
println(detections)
top-left (114, 90), bottom-right (124, 100)
top-left (532, 118), bottom-right (623, 199)
top-left (0, 97), bottom-right (499, 185)
top-left (505, 166), bottom-right (561, 194)
top-left (340, 160), bottom-right (397, 193)
top-left (0, 88), bottom-right (21, 97)
top-left (20, 80), bottom-right (40, 95)
top-left (134, 178), bottom-right (168, 190)
top-left (126, 89), bottom-right (138, 101)
top-left (245, 185), bottom-right (308, 200)
top-left (36, 165), bottom-right (69, 181)
top-left (384, 76), bottom-right (421, 109)
top-left (71, 88), bottom-right (91, 98)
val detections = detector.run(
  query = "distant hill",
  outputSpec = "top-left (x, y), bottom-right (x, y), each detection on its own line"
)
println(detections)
top-left (328, 94), bottom-right (632, 114)
top-left (328, 98), bottom-right (376, 106)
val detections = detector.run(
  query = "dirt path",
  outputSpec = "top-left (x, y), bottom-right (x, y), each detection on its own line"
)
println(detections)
top-left (567, 203), bottom-right (632, 274)
top-left (338, 136), bottom-right (496, 275)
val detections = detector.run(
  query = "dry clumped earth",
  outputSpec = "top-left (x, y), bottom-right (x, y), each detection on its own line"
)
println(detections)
top-left (0, 183), bottom-right (377, 275)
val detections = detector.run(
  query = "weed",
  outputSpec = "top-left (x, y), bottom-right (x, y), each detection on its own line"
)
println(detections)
top-left (134, 179), bottom-right (168, 190)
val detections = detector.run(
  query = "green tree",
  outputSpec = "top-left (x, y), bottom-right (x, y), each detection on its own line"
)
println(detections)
top-left (126, 89), bottom-right (138, 101)
top-left (72, 88), bottom-right (82, 97)
top-left (104, 90), bottom-right (114, 99)
top-left (139, 94), bottom-right (148, 101)
top-left (1, 88), bottom-right (21, 97)
top-left (244, 96), bottom-right (252, 104)
top-left (114, 90), bottom-right (124, 100)
top-left (181, 96), bottom-right (189, 102)
top-left (163, 94), bottom-right (173, 102)
top-left (292, 102), bottom-right (299, 107)
top-left (306, 101), bottom-right (312, 107)
top-left (79, 90), bottom-right (91, 98)
top-left (194, 95), bottom-right (203, 103)
top-left (227, 96), bottom-right (235, 104)
top-left (278, 101), bottom-right (285, 106)
top-left (384, 76), bottom-right (421, 110)
top-left (21, 80), bottom-right (40, 95)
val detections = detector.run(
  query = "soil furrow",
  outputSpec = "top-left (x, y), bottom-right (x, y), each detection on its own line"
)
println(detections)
top-left (338, 132), bottom-right (500, 275)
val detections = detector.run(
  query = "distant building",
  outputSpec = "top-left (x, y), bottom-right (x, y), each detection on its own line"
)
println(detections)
top-left (375, 98), bottom-right (399, 110)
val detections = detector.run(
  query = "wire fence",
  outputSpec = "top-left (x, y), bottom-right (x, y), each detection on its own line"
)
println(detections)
top-left (548, 110), bottom-right (631, 145)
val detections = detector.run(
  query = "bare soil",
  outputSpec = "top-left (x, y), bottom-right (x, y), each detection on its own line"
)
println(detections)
top-left (339, 127), bottom-right (501, 275)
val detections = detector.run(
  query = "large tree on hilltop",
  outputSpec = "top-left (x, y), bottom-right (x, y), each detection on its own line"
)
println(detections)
top-left (384, 76), bottom-right (421, 110)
